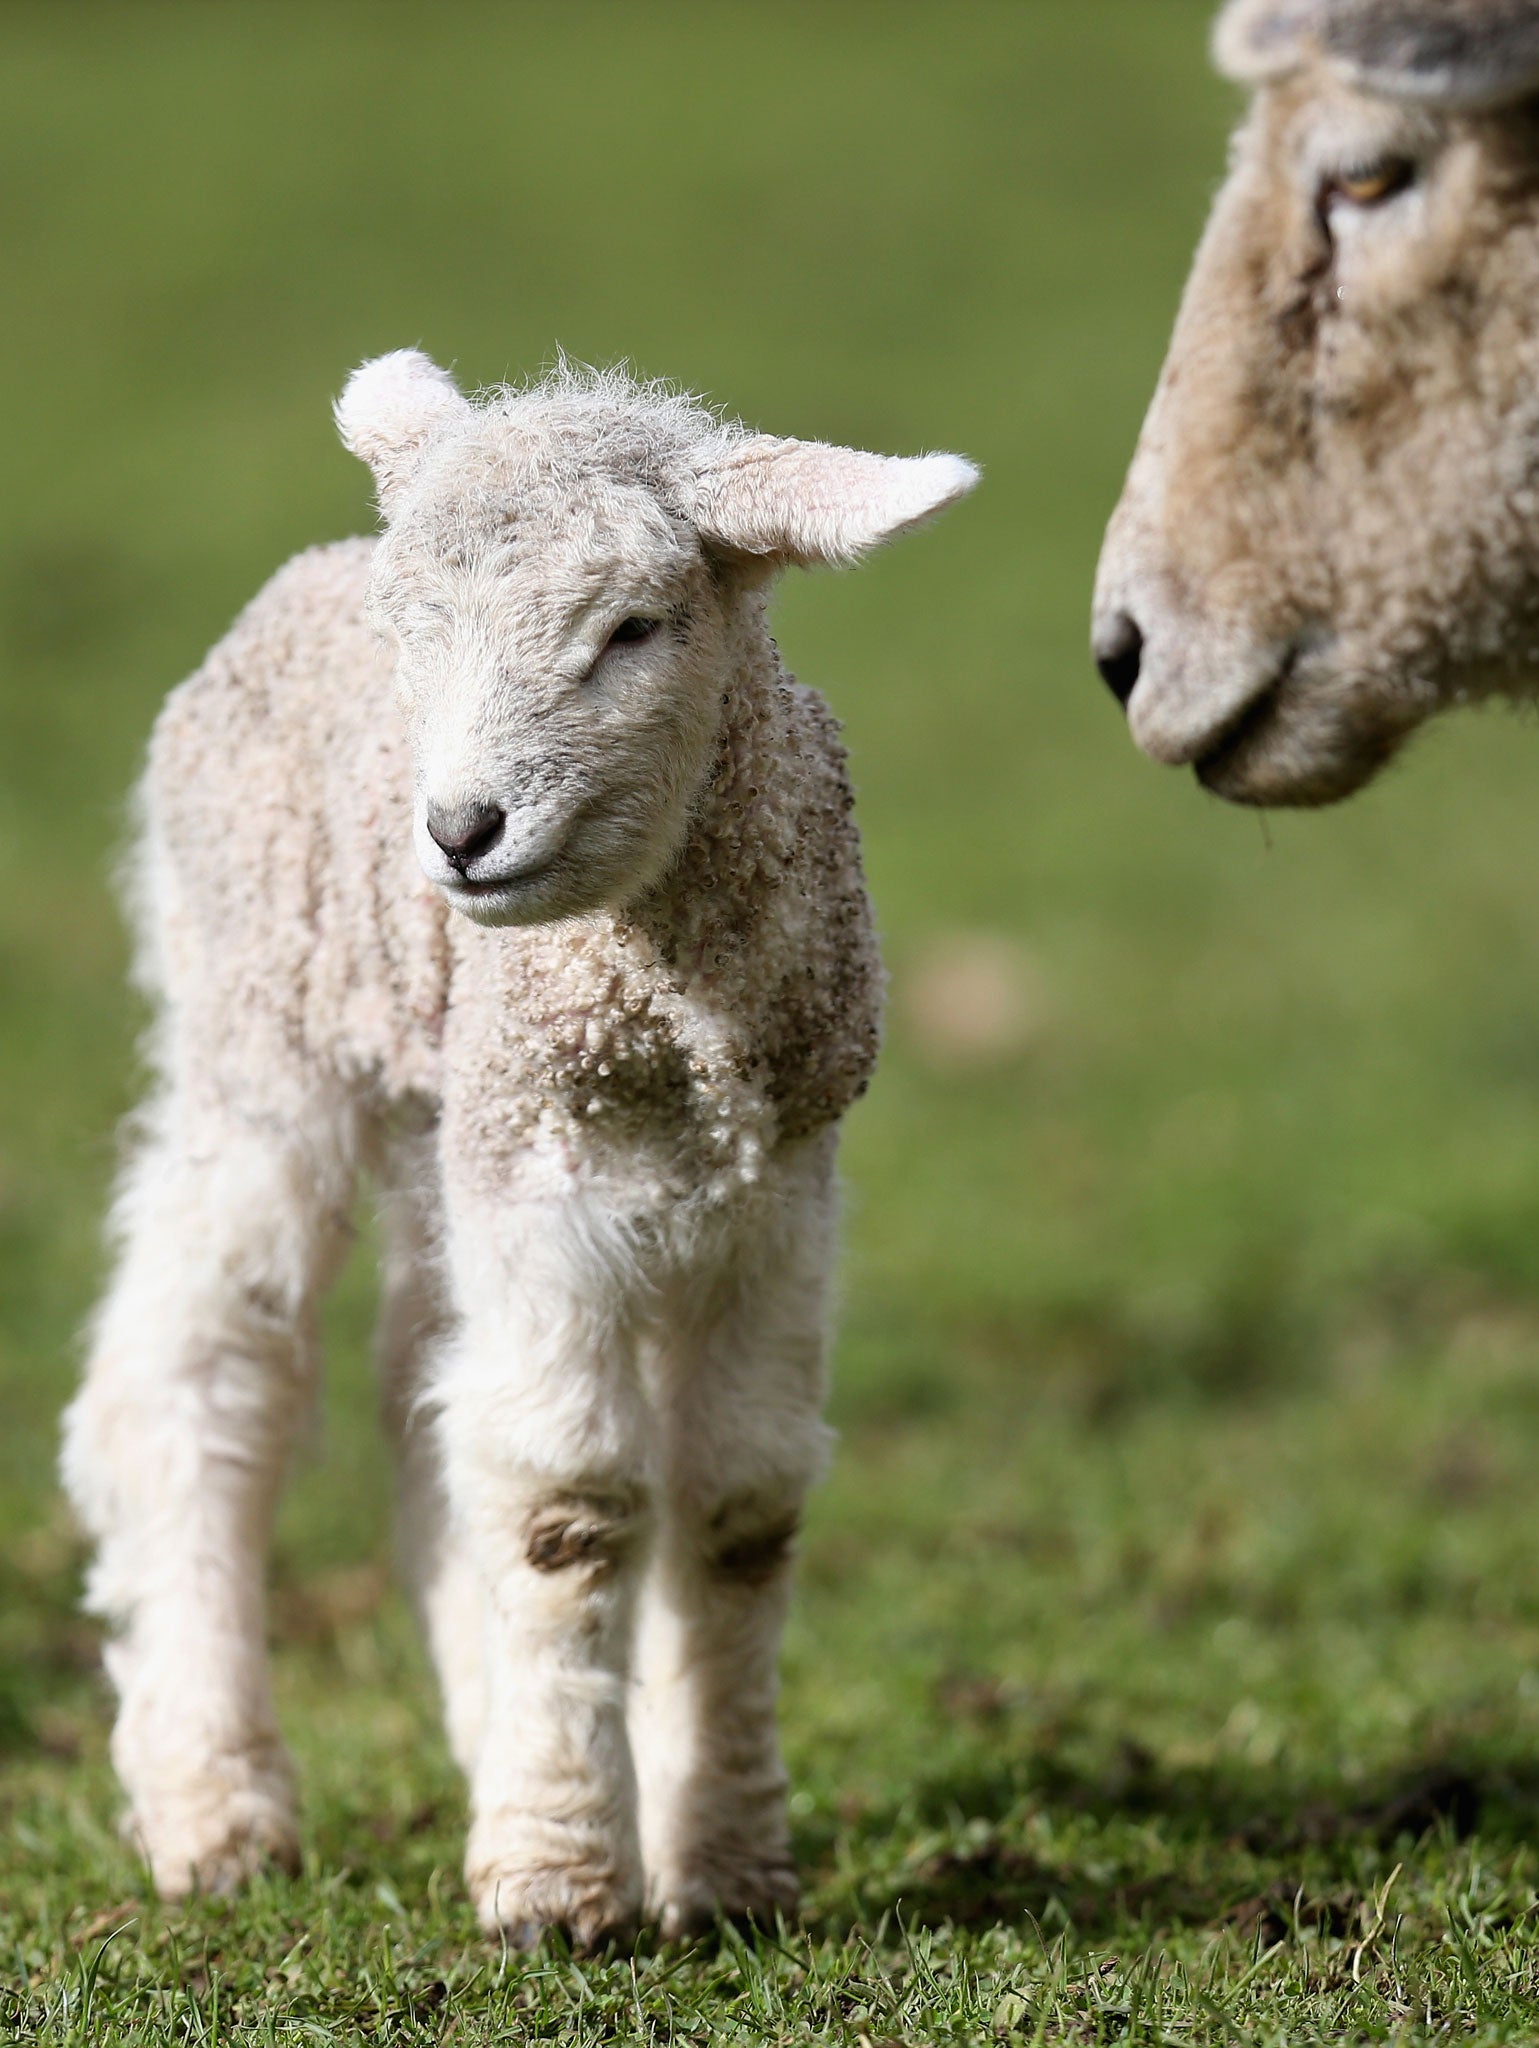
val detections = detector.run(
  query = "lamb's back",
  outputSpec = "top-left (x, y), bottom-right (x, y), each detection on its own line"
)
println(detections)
top-left (138, 537), bottom-right (449, 1112)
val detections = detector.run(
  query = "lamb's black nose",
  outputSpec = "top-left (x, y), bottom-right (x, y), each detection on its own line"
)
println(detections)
top-left (1094, 613), bottom-right (1143, 708)
top-left (427, 802), bottom-right (506, 869)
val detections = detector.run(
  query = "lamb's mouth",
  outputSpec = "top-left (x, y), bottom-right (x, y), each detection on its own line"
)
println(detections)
top-left (1191, 650), bottom-right (1296, 798)
top-left (443, 852), bottom-right (561, 903)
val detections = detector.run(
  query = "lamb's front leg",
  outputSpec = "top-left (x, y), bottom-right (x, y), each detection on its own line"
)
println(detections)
top-left (636, 1486), bottom-right (810, 1937)
top-left (635, 1142), bottom-right (837, 1937)
top-left (436, 1206), bottom-right (655, 1949)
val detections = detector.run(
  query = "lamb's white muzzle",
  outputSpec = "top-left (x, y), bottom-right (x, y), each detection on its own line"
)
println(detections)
top-left (414, 800), bottom-right (572, 907)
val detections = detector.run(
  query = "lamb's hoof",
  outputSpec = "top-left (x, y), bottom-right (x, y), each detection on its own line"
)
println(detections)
top-left (470, 1862), bottom-right (641, 1954)
top-left (130, 1799), bottom-right (300, 1902)
top-left (499, 1913), bottom-right (639, 1955)
top-left (655, 1859), bottom-right (800, 1942)
top-left (116, 1739), bottom-right (300, 1902)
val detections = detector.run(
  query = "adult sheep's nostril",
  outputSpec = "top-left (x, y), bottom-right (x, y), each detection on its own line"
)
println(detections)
top-left (1094, 613), bottom-right (1144, 708)
top-left (427, 801), bottom-right (506, 869)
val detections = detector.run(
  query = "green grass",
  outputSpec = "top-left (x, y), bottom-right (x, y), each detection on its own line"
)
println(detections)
top-left (8, 2), bottom-right (1539, 2039)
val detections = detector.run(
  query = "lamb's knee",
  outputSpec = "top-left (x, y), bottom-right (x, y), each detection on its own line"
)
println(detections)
top-left (522, 1491), bottom-right (647, 1581)
top-left (704, 1500), bottom-right (801, 1587)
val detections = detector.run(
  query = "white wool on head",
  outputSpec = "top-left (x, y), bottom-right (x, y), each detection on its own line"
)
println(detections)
top-left (335, 349), bottom-right (471, 512)
top-left (337, 349), bottom-right (979, 567)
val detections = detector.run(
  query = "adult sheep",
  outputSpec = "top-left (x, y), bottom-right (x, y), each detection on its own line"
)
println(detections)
top-left (1093, 0), bottom-right (1539, 806)
top-left (62, 350), bottom-right (977, 1947)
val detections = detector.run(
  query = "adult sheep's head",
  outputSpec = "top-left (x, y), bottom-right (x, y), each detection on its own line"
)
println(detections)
top-left (338, 350), bottom-right (976, 925)
top-left (1092, 0), bottom-right (1539, 807)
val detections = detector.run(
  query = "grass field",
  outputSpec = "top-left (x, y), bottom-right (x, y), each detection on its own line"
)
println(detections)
top-left (11, 3), bottom-right (1539, 2040)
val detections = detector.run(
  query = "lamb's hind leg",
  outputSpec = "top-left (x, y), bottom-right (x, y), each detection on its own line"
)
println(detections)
top-left (376, 1133), bottom-right (485, 1777)
top-left (634, 1138), bottom-right (838, 1937)
top-left (61, 1080), bottom-right (357, 1898)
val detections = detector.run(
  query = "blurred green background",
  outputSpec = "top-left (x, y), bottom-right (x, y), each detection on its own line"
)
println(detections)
top-left (8, 2), bottom-right (1539, 2037)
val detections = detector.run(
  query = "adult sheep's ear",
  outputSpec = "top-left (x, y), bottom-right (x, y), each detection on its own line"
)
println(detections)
top-left (1212, 0), bottom-right (1320, 85)
top-left (335, 349), bottom-right (470, 514)
top-left (1320, 0), bottom-right (1539, 111)
top-left (695, 434), bottom-right (979, 571)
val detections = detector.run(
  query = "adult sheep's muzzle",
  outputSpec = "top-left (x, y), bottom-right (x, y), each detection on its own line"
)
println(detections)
top-left (1090, 556), bottom-right (1412, 808)
top-left (1089, 571), bottom-right (1292, 772)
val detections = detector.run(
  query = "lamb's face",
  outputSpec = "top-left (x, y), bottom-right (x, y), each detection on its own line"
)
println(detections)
top-left (337, 350), bottom-right (977, 924)
top-left (368, 431), bottom-right (731, 928)
top-left (1093, 0), bottom-right (1539, 808)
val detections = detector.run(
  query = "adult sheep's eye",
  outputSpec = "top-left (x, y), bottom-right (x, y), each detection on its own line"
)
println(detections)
top-left (608, 615), bottom-right (662, 647)
top-left (1323, 157), bottom-right (1415, 213)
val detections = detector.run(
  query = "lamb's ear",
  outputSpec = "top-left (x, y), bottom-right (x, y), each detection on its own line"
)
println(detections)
top-left (695, 434), bottom-right (979, 571)
top-left (335, 350), bottom-right (470, 514)
top-left (1319, 0), bottom-right (1539, 110)
top-left (1212, 0), bottom-right (1320, 84)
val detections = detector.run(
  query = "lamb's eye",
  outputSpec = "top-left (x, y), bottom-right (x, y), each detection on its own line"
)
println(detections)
top-left (608, 615), bottom-right (662, 647)
top-left (1324, 157), bottom-right (1415, 213)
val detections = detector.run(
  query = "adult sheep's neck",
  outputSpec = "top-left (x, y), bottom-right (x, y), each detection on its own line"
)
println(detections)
top-left (620, 598), bottom-right (799, 988)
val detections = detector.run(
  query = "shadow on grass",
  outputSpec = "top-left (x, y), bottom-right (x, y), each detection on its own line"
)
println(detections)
top-left (815, 1743), bottom-right (1539, 1941)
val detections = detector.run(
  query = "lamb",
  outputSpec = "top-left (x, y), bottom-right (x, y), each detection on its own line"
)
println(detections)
top-left (1092, 0), bottom-right (1539, 808)
top-left (60, 350), bottom-right (977, 1947)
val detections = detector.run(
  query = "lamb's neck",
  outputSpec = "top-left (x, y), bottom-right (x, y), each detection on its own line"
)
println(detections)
top-left (624, 611), bottom-right (795, 977)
